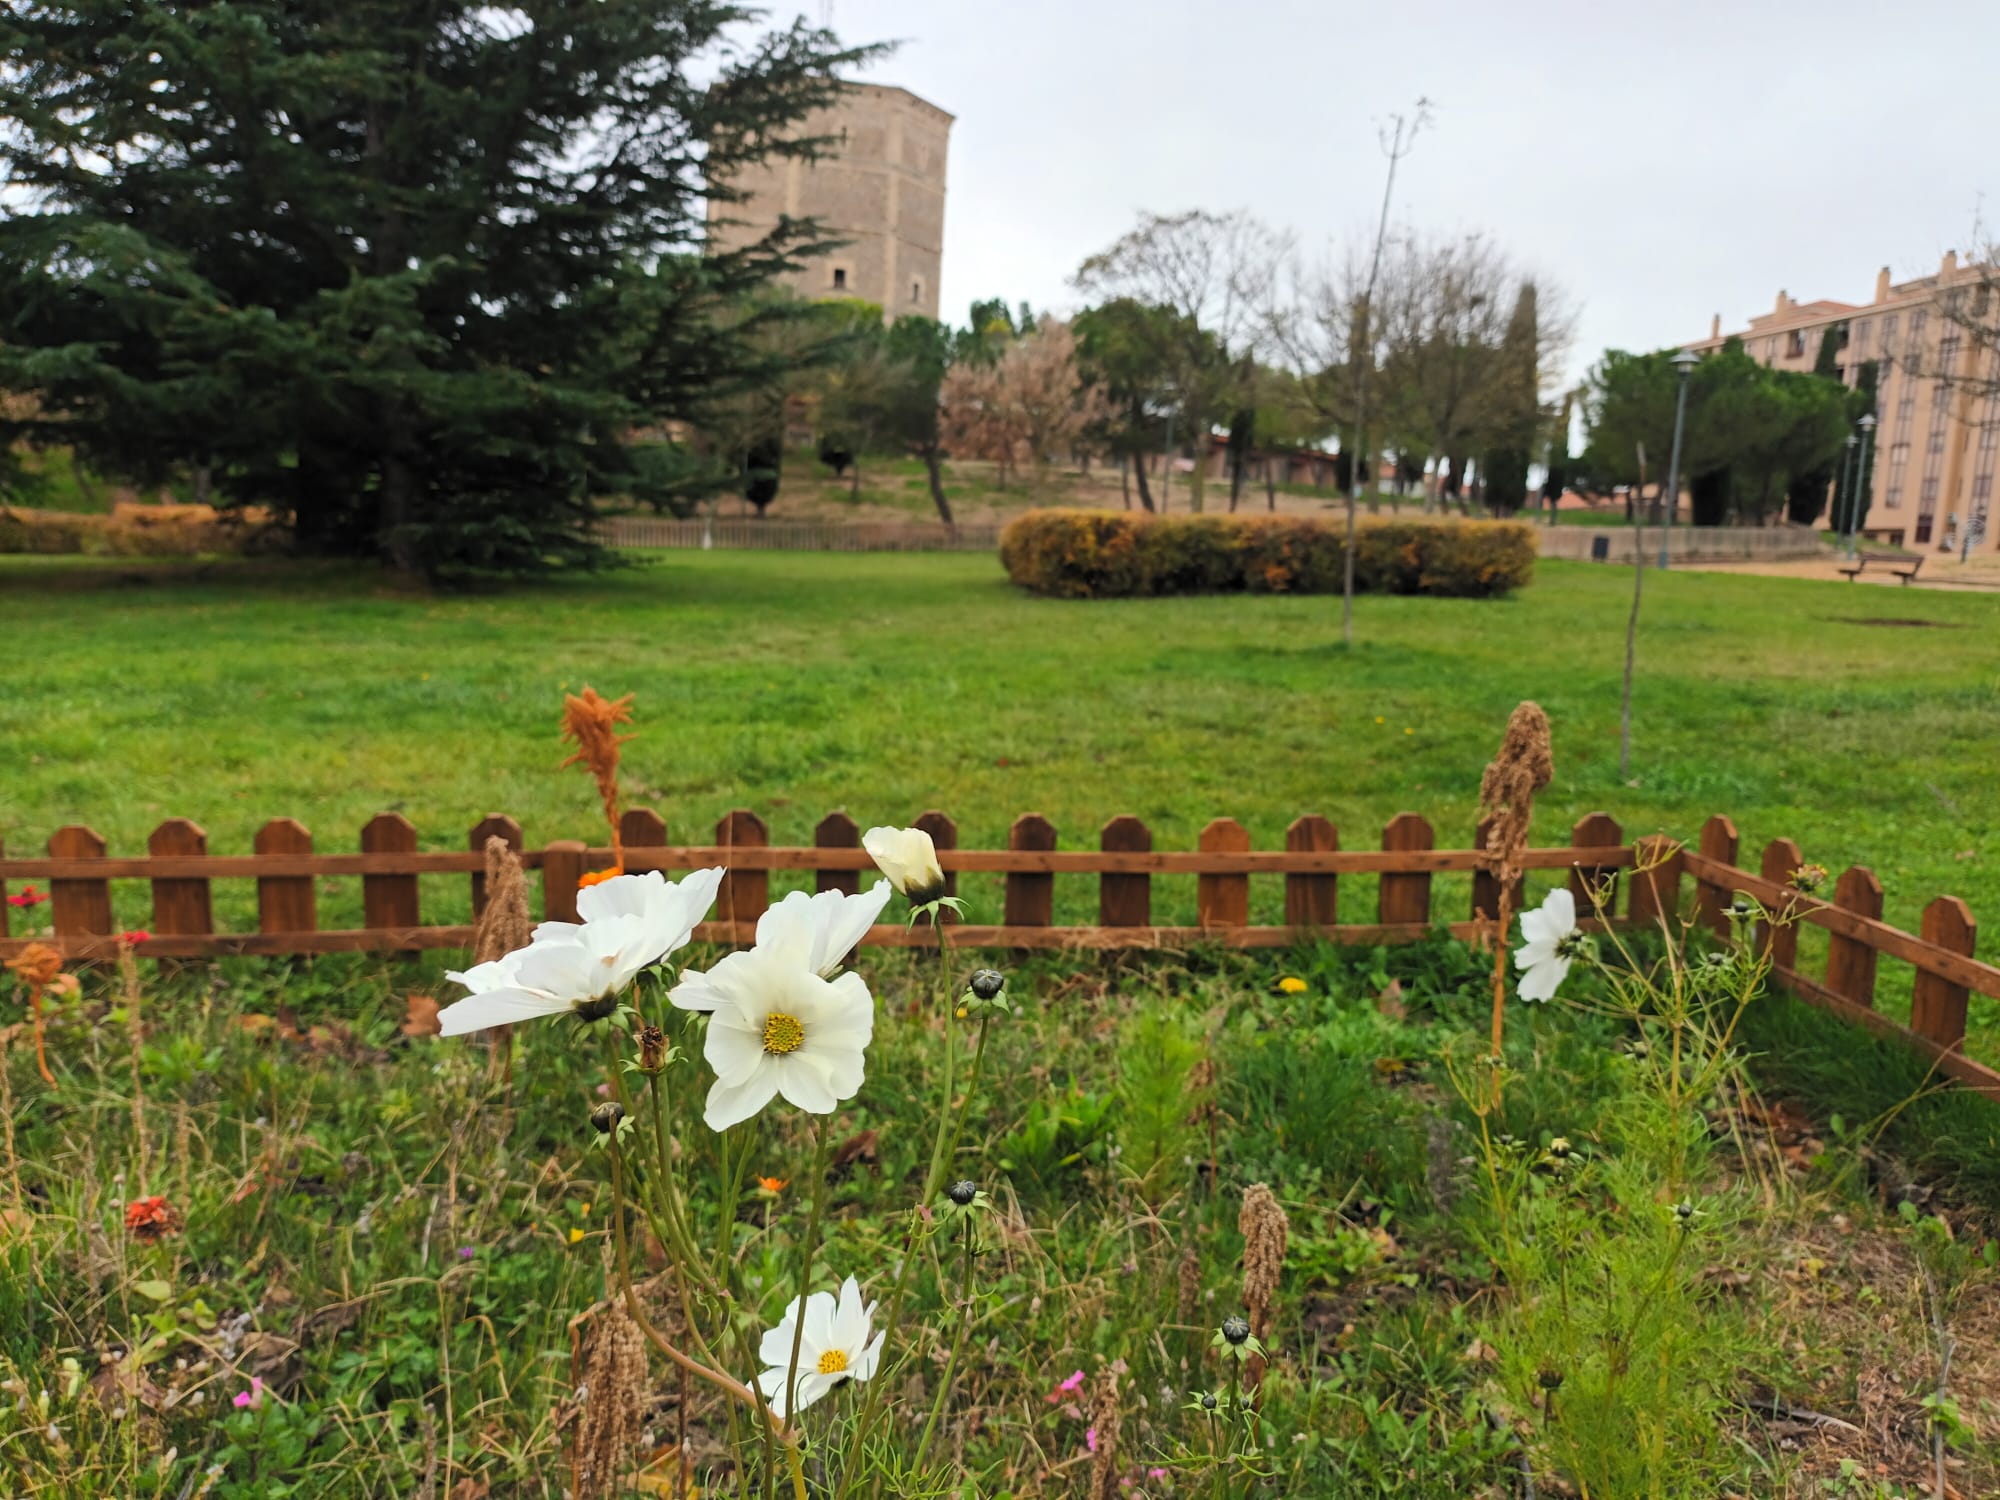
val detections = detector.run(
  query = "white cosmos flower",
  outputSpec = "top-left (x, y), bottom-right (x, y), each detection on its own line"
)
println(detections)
top-left (437, 915), bottom-right (656, 1036)
top-left (532, 866), bottom-right (725, 969)
top-left (1514, 887), bottom-right (1579, 1003)
top-left (669, 882), bottom-right (892, 1013)
top-left (693, 903), bottom-right (874, 1130)
top-left (755, 1276), bottom-right (883, 1418)
top-left (861, 825), bottom-right (947, 904)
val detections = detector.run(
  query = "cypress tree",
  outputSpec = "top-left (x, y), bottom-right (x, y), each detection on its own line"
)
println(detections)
top-left (0, 2), bottom-right (870, 578)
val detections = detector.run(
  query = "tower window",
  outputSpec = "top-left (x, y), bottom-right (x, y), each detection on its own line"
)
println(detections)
top-left (832, 267), bottom-right (847, 291)
top-left (910, 279), bottom-right (921, 304)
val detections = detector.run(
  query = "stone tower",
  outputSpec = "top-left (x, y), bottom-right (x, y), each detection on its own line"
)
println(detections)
top-left (706, 83), bottom-right (952, 322)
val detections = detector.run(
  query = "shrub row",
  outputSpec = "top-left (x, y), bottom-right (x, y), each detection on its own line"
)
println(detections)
top-left (0, 502), bottom-right (274, 557)
top-left (998, 508), bottom-right (1537, 599)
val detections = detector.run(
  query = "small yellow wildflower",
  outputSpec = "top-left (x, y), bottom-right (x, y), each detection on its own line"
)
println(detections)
top-left (579, 1202), bottom-right (591, 1217)
top-left (1374, 716), bottom-right (1385, 724)
top-left (1404, 727), bottom-right (1414, 735)
top-left (568, 1227), bottom-right (586, 1245)
top-left (1277, 976), bottom-right (1308, 995)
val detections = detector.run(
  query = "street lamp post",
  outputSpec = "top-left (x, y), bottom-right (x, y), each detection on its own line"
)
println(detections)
top-left (1838, 432), bottom-right (1858, 538)
top-left (1847, 412), bottom-right (1877, 559)
top-left (1659, 350), bottom-right (1699, 571)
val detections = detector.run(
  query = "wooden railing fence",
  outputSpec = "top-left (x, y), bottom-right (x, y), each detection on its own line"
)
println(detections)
top-left (3, 808), bottom-right (1996, 1100)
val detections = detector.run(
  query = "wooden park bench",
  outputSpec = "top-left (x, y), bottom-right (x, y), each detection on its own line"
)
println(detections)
top-left (1839, 550), bottom-right (1925, 585)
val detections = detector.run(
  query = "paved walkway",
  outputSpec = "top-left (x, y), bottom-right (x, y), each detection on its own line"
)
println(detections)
top-left (1678, 551), bottom-right (2000, 591)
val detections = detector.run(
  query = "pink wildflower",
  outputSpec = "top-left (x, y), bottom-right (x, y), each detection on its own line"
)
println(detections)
top-left (232, 1377), bottom-right (265, 1410)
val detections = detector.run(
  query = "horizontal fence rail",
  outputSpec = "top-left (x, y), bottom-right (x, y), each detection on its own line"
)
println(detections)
top-left (0, 809), bottom-right (1635, 961)
top-left (3, 807), bottom-right (1993, 1101)
top-left (602, 517), bottom-right (1002, 552)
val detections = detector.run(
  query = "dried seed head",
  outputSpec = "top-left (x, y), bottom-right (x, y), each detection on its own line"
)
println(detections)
top-left (1477, 701), bottom-right (1554, 895)
top-left (1176, 1239), bottom-right (1201, 1326)
top-left (1537, 1364), bottom-right (1565, 1392)
top-left (575, 1302), bottom-right (647, 1497)
top-left (636, 1025), bottom-right (668, 1074)
top-left (1088, 1367), bottom-right (1121, 1500)
top-left (473, 836), bottom-right (533, 966)
top-left (1237, 1183), bottom-right (1289, 1335)
top-left (560, 687), bottom-right (636, 859)
top-left (4, 942), bottom-right (63, 990)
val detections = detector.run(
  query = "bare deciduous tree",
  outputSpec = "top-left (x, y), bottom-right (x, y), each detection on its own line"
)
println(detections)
top-left (940, 318), bottom-right (1107, 492)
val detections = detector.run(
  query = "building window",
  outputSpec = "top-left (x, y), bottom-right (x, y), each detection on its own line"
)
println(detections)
top-left (1881, 314), bottom-right (1898, 347)
top-left (832, 267), bottom-right (848, 291)
top-left (1786, 330), bottom-right (1806, 357)
top-left (910, 279), bottom-right (921, 304)
top-left (1915, 515), bottom-right (1933, 543)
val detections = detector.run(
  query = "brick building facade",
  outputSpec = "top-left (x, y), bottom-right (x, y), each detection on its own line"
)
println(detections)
top-left (706, 83), bottom-right (952, 322)
top-left (1685, 251), bottom-right (2000, 552)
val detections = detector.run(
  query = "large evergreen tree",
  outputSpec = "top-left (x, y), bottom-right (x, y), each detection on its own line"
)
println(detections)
top-left (0, 2), bottom-right (868, 577)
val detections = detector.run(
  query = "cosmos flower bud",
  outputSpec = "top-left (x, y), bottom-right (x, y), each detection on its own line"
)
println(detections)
top-left (946, 1179), bottom-right (978, 1206)
top-left (861, 826), bottom-right (948, 905)
top-left (590, 1101), bottom-right (626, 1135)
top-left (1220, 1316), bottom-right (1251, 1347)
top-left (1200, 1392), bottom-right (1219, 1411)
top-left (969, 969), bottom-right (1006, 1001)
top-left (1537, 1365), bottom-right (1565, 1392)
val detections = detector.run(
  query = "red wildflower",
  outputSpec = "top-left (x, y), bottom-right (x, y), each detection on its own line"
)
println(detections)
top-left (5, 885), bottom-right (46, 909)
top-left (123, 1196), bottom-right (183, 1243)
top-left (119, 929), bottom-right (152, 945)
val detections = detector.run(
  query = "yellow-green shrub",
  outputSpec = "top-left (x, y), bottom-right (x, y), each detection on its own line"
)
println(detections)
top-left (999, 509), bottom-right (1536, 599)
top-left (0, 502), bottom-right (274, 556)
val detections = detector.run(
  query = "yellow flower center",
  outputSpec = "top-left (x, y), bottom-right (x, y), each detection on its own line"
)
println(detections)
top-left (816, 1348), bottom-right (849, 1376)
top-left (762, 1012), bottom-right (806, 1055)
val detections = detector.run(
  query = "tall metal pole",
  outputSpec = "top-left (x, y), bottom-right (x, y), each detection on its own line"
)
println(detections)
top-left (1659, 357), bottom-right (1695, 571)
top-left (1848, 413), bottom-right (1876, 559)
top-left (1837, 433), bottom-right (1858, 539)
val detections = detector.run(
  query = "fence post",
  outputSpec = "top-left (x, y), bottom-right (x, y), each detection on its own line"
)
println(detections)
top-left (148, 818), bottom-right (214, 938)
top-left (1378, 813), bottom-right (1433, 926)
top-left (48, 825), bottom-right (113, 943)
top-left (1197, 818), bottom-right (1251, 929)
top-left (913, 810), bottom-right (959, 925)
top-left (1099, 816), bottom-right (1151, 928)
top-left (1756, 837), bottom-right (1803, 970)
top-left (256, 819), bottom-right (317, 934)
top-left (541, 841), bottom-right (587, 923)
top-left (468, 814), bottom-right (524, 918)
top-left (1694, 815), bottom-right (1740, 939)
top-left (1284, 816), bottom-right (1338, 929)
top-left (1005, 814), bottom-right (1057, 928)
top-left (361, 813), bottom-right (421, 939)
top-left (814, 812), bottom-right (860, 896)
top-left (619, 808), bottom-right (668, 877)
top-left (1470, 817), bottom-right (1525, 922)
top-left (1566, 813), bottom-right (1624, 920)
top-left (1823, 865), bottom-right (1884, 1009)
top-left (1909, 896), bottom-right (1975, 1050)
top-left (714, 810), bottom-right (769, 938)
top-left (1626, 836), bottom-right (1684, 929)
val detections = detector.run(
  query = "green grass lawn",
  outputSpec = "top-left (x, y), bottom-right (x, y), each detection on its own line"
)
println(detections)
top-left (3, 549), bottom-right (1997, 1058)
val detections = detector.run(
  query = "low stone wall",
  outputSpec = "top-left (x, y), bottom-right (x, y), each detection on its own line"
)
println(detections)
top-left (1537, 525), bottom-right (1824, 564)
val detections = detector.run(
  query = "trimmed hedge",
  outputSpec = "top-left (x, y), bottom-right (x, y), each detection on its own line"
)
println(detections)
top-left (0, 502), bottom-right (275, 557)
top-left (998, 509), bottom-right (1537, 599)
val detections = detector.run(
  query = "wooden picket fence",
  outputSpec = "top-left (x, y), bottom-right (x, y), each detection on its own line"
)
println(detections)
top-left (2, 807), bottom-right (1996, 1099)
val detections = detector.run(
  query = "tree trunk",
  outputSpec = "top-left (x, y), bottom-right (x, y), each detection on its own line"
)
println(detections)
top-left (923, 449), bottom-right (954, 526)
top-left (1229, 448), bottom-right (1245, 513)
top-left (1120, 456), bottom-right (1132, 510)
top-left (380, 444), bottom-right (420, 576)
top-left (1131, 452), bottom-right (1156, 513)
top-left (1265, 464), bottom-right (1277, 512)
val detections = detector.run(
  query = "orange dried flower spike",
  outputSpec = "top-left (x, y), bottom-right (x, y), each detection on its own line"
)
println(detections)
top-left (560, 686), bottom-right (636, 868)
top-left (4, 941), bottom-right (65, 1086)
top-left (124, 1195), bottom-right (183, 1242)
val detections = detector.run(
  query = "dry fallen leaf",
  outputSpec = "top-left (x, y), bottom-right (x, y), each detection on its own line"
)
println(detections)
top-left (831, 1128), bottom-right (880, 1173)
top-left (1375, 979), bottom-right (1406, 1021)
top-left (401, 993), bottom-right (441, 1038)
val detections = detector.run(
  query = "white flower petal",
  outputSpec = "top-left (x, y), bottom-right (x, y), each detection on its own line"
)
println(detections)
top-left (759, 1304), bottom-right (804, 1368)
top-left (436, 987), bottom-right (570, 1036)
top-left (1517, 955), bottom-right (1570, 1003)
top-left (862, 825), bottom-right (944, 899)
top-left (704, 1071), bottom-right (782, 1132)
top-left (775, 1054), bottom-right (840, 1115)
top-left (705, 1014), bottom-right (767, 1087)
top-left (853, 1327), bottom-right (885, 1382)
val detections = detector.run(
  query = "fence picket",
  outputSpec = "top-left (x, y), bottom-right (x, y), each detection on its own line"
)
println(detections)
top-left (1567, 813), bottom-right (1624, 919)
top-left (1910, 896), bottom-right (1976, 1050)
top-left (468, 814), bottom-right (524, 917)
top-left (1005, 814), bottom-right (1057, 928)
top-left (542, 841), bottom-right (586, 923)
top-left (619, 809), bottom-right (669, 885)
top-left (256, 819), bottom-right (317, 934)
top-left (715, 811), bottom-right (769, 932)
top-left (1378, 814), bottom-right (1433, 925)
top-left (1626, 836), bottom-right (1684, 929)
top-left (1197, 819), bottom-right (1251, 928)
top-left (1284, 816), bottom-right (1338, 928)
top-left (1824, 866), bottom-right (1884, 1008)
top-left (1694, 815), bottom-right (1740, 938)
top-left (814, 812), bottom-right (861, 896)
top-left (49, 825), bottom-right (112, 940)
top-left (148, 819), bottom-right (213, 936)
top-left (360, 813), bottom-right (421, 934)
top-left (1100, 816), bottom-right (1151, 927)
top-left (1756, 838), bottom-right (1804, 970)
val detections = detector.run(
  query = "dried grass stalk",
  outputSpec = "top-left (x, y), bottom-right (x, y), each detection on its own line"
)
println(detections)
top-left (473, 836), bottom-right (532, 964)
top-left (1477, 702), bottom-right (1554, 1059)
top-left (574, 1301), bottom-right (648, 1498)
top-left (1177, 1238), bottom-right (1201, 1327)
top-left (1239, 1183), bottom-right (1288, 1338)
top-left (1088, 1367), bottom-right (1121, 1500)
top-left (119, 936), bottom-right (148, 1186)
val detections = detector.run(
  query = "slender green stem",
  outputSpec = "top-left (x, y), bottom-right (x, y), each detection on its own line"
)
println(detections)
top-left (910, 1221), bottom-right (977, 1473)
top-left (920, 921), bottom-right (957, 1198)
top-left (778, 1118), bottom-right (837, 1431)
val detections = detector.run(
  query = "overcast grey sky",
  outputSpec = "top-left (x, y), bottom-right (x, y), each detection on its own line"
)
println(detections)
top-left (775, 1), bottom-right (1996, 386)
